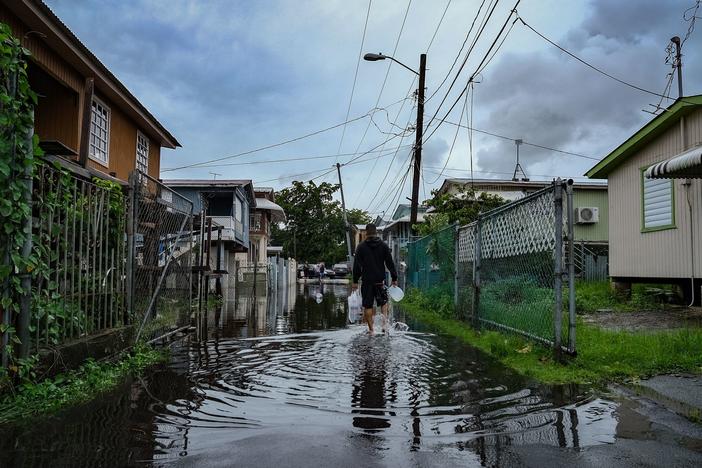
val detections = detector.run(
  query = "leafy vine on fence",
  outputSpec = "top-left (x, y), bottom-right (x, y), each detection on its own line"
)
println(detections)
top-left (0, 22), bottom-right (42, 379)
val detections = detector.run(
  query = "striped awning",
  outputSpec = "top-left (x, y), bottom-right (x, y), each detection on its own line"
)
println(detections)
top-left (645, 145), bottom-right (702, 179)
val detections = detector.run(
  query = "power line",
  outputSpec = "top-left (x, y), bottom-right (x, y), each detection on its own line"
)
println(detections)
top-left (423, 1), bottom-right (521, 144)
top-left (426, 84), bottom-right (470, 184)
top-left (192, 145), bottom-right (414, 169)
top-left (517, 14), bottom-right (697, 105)
top-left (352, 0), bottom-right (413, 155)
top-left (337, 0), bottom-right (373, 158)
top-left (425, 0), bottom-right (453, 52)
top-left (425, 0), bottom-right (490, 103)
top-left (252, 137), bottom-right (406, 185)
top-left (422, 166), bottom-right (592, 180)
top-left (441, 120), bottom-right (598, 160)
top-left (161, 97), bottom-right (409, 173)
top-left (424, 0), bottom-right (502, 130)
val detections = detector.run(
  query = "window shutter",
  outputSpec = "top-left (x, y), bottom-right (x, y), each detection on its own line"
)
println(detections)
top-left (642, 176), bottom-right (673, 229)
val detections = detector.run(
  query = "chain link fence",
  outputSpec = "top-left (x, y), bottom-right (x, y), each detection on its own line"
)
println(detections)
top-left (130, 171), bottom-right (195, 342)
top-left (407, 181), bottom-right (576, 354)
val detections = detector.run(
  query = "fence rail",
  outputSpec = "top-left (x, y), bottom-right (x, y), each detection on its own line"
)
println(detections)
top-left (407, 180), bottom-right (576, 354)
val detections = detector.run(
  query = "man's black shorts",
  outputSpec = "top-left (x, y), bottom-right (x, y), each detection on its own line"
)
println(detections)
top-left (361, 282), bottom-right (388, 309)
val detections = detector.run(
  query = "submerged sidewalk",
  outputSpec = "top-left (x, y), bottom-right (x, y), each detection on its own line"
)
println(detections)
top-left (629, 374), bottom-right (702, 421)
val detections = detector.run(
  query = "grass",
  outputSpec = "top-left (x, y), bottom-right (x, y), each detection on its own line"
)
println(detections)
top-left (575, 280), bottom-right (674, 314)
top-left (401, 289), bottom-right (702, 385)
top-left (0, 344), bottom-right (167, 424)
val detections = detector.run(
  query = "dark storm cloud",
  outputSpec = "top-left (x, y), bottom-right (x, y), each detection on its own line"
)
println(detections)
top-left (471, 0), bottom-right (702, 178)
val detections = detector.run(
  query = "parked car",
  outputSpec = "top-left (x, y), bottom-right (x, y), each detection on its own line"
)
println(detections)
top-left (332, 263), bottom-right (350, 276)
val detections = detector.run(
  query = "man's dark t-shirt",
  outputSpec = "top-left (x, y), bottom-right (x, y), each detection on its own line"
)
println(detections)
top-left (352, 237), bottom-right (398, 285)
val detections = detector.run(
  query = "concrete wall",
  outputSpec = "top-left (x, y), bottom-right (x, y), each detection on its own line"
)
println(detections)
top-left (607, 107), bottom-right (702, 279)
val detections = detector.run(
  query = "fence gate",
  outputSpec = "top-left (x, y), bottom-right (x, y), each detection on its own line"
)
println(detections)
top-left (129, 171), bottom-right (195, 342)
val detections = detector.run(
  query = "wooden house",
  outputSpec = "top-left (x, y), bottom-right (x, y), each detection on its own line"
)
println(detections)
top-left (1, 0), bottom-right (179, 183)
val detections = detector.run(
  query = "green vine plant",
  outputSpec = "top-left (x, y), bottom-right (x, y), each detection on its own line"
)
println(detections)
top-left (0, 22), bottom-right (42, 384)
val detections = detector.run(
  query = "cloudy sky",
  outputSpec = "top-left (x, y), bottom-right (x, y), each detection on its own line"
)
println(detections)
top-left (47, 0), bottom-right (702, 216)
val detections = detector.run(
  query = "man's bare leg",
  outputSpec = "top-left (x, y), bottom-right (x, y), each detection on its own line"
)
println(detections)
top-left (364, 307), bottom-right (375, 334)
top-left (381, 303), bottom-right (389, 333)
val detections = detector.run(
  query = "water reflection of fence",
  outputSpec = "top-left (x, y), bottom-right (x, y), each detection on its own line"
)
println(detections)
top-left (406, 181), bottom-right (577, 354)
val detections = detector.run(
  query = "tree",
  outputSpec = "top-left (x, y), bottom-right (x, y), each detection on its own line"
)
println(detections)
top-left (271, 181), bottom-right (371, 265)
top-left (416, 185), bottom-right (507, 236)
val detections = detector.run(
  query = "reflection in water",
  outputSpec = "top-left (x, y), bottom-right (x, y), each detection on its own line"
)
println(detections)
top-left (0, 285), bottom-right (698, 466)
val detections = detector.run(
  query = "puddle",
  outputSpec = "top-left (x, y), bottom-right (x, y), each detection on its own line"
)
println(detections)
top-left (0, 284), bottom-right (700, 467)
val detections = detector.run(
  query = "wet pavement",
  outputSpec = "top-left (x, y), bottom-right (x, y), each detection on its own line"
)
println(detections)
top-left (2, 284), bottom-right (702, 467)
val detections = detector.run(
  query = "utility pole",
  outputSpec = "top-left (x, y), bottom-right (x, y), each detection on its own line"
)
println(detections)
top-left (671, 36), bottom-right (683, 99)
top-left (336, 163), bottom-right (353, 263)
top-left (409, 53), bottom-right (427, 234)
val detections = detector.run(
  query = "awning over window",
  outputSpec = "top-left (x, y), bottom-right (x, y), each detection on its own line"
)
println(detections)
top-left (645, 145), bottom-right (702, 179)
top-left (254, 197), bottom-right (286, 223)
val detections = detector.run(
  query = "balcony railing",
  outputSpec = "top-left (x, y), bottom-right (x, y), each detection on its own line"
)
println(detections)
top-left (208, 216), bottom-right (245, 242)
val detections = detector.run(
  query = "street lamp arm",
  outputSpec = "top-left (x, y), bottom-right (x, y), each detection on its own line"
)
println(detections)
top-left (363, 52), bottom-right (419, 76)
top-left (387, 56), bottom-right (420, 76)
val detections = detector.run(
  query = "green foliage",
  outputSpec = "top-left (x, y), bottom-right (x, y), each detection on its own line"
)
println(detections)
top-left (417, 185), bottom-right (506, 235)
top-left (0, 344), bottom-right (167, 424)
top-left (272, 180), bottom-right (370, 264)
top-left (480, 277), bottom-right (555, 339)
top-left (0, 22), bottom-right (42, 377)
top-left (575, 281), bottom-right (672, 314)
top-left (401, 290), bottom-right (702, 385)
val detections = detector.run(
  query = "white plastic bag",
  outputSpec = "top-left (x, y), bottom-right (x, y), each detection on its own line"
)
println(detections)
top-left (347, 290), bottom-right (362, 323)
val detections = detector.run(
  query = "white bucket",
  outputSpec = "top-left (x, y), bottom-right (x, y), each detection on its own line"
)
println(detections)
top-left (388, 285), bottom-right (404, 302)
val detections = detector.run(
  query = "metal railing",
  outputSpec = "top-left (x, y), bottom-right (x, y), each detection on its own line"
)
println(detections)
top-left (30, 163), bottom-right (128, 351)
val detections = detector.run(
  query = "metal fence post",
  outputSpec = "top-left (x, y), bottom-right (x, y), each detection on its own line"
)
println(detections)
top-left (566, 180), bottom-right (576, 354)
top-left (454, 224), bottom-right (459, 314)
top-left (472, 216), bottom-right (482, 328)
top-left (553, 179), bottom-right (564, 359)
top-left (125, 172), bottom-right (136, 319)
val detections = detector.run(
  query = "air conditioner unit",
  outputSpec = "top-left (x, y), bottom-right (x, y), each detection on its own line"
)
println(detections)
top-left (574, 207), bottom-right (599, 224)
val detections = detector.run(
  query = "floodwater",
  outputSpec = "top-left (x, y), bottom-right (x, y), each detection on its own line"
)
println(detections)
top-left (2, 284), bottom-right (702, 467)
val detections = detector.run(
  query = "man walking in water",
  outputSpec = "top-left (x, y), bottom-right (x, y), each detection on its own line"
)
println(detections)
top-left (352, 223), bottom-right (398, 334)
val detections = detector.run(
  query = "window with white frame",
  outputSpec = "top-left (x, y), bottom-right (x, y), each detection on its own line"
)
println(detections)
top-left (235, 197), bottom-right (243, 221)
top-left (89, 98), bottom-right (110, 164)
top-left (641, 169), bottom-right (675, 231)
top-left (136, 131), bottom-right (149, 173)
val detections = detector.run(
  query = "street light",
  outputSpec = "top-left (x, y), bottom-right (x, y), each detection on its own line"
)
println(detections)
top-left (364, 52), bottom-right (426, 233)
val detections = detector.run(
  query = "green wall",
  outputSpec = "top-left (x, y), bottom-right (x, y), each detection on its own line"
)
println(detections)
top-left (572, 190), bottom-right (608, 242)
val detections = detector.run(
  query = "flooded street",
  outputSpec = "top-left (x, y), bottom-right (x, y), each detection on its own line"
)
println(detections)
top-left (2, 284), bottom-right (702, 467)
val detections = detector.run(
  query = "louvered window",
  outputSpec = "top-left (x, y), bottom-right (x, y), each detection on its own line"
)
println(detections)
top-left (136, 131), bottom-right (149, 173)
top-left (641, 169), bottom-right (674, 231)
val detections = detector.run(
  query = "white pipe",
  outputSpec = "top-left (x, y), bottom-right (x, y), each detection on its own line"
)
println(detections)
top-left (685, 180), bottom-right (695, 307)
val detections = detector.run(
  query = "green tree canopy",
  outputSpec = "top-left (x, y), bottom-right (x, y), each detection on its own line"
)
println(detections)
top-left (272, 181), bottom-right (371, 265)
top-left (416, 185), bottom-right (507, 236)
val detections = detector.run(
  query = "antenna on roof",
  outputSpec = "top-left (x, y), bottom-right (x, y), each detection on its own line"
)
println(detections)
top-left (209, 171), bottom-right (222, 180)
top-left (511, 139), bottom-right (529, 182)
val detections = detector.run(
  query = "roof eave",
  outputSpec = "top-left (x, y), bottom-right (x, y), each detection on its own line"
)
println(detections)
top-left (585, 95), bottom-right (702, 179)
top-left (15, 0), bottom-right (180, 149)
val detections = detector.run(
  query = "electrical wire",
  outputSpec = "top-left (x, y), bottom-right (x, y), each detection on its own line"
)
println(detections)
top-left (192, 145), bottom-right (414, 169)
top-left (426, 85), bottom-right (469, 184)
top-left (161, 97), bottom-right (410, 173)
top-left (517, 14), bottom-right (698, 105)
top-left (422, 166), bottom-right (593, 180)
top-left (337, 0), bottom-right (373, 158)
top-left (352, 0), bottom-right (413, 155)
top-left (425, 0), bottom-right (453, 52)
top-left (423, 1), bottom-right (521, 144)
top-left (440, 120), bottom-right (598, 160)
top-left (426, 0), bottom-right (490, 103)
top-left (424, 0), bottom-right (502, 130)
